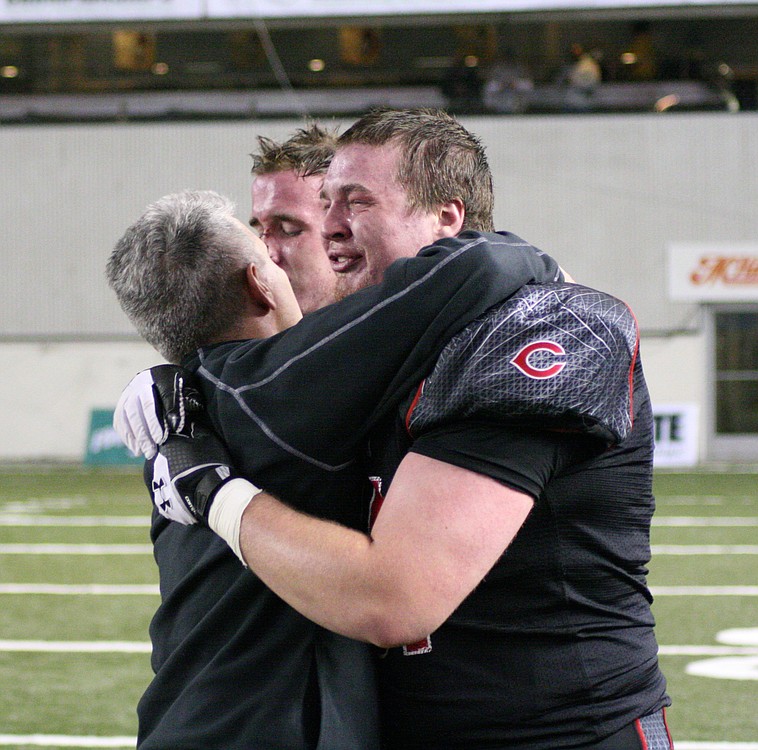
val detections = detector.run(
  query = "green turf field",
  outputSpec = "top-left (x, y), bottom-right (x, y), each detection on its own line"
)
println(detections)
top-left (0, 467), bottom-right (756, 749)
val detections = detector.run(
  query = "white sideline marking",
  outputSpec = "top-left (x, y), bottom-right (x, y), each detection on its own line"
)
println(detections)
top-left (5, 514), bottom-right (755, 528)
top-left (0, 736), bottom-right (136, 748)
top-left (6, 640), bottom-right (753, 657)
top-left (653, 516), bottom-right (758, 526)
top-left (0, 515), bottom-right (149, 527)
top-left (14, 584), bottom-right (751, 597)
top-left (0, 640), bottom-right (150, 653)
top-left (651, 545), bottom-right (758, 555)
top-left (0, 544), bottom-right (152, 555)
top-left (658, 496), bottom-right (728, 505)
top-left (7, 584), bottom-right (752, 597)
top-left (651, 586), bottom-right (758, 595)
top-left (659, 645), bottom-right (758, 656)
top-left (0, 584), bottom-right (159, 595)
top-left (0, 740), bottom-right (754, 750)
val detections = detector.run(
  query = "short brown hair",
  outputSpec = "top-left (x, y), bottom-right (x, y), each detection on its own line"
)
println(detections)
top-left (251, 122), bottom-right (339, 177)
top-left (337, 108), bottom-right (494, 232)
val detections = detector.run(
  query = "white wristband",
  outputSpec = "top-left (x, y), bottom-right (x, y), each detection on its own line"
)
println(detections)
top-left (208, 478), bottom-right (262, 565)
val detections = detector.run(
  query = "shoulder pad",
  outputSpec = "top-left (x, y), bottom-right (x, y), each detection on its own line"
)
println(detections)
top-left (406, 283), bottom-right (638, 445)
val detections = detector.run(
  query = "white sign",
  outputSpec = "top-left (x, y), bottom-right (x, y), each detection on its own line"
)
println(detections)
top-left (652, 402), bottom-right (699, 468)
top-left (3, 0), bottom-right (758, 23)
top-left (668, 243), bottom-right (758, 302)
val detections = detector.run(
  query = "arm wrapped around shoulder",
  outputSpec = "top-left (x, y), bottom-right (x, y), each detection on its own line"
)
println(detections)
top-left (406, 283), bottom-right (639, 447)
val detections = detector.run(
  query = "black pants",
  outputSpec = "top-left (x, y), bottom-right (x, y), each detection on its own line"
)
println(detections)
top-left (579, 709), bottom-right (672, 750)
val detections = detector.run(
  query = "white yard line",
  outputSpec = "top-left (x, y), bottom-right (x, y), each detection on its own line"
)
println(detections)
top-left (0, 640), bottom-right (150, 653)
top-left (8, 584), bottom-right (754, 597)
top-left (659, 645), bottom-right (758, 656)
top-left (0, 736), bottom-right (137, 748)
top-left (0, 515), bottom-right (149, 527)
top-left (0, 584), bottom-right (158, 595)
top-left (651, 545), bottom-right (758, 555)
top-left (651, 586), bottom-right (758, 595)
top-left (657, 496), bottom-right (728, 505)
top-left (2, 639), bottom-right (754, 657)
top-left (653, 517), bottom-right (758, 526)
top-left (658, 496), bottom-right (755, 506)
top-left (0, 739), bottom-right (755, 750)
top-left (3, 543), bottom-right (756, 556)
top-left (7, 515), bottom-right (752, 526)
top-left (0, 544), bottom-right (153, 555)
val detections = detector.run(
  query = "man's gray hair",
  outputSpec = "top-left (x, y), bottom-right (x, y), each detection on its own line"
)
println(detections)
top-left (107, 190), bottom-right (252, 363)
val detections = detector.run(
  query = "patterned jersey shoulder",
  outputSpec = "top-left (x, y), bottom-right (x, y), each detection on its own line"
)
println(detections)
top-left (406, 282), bottom-right (639, 446)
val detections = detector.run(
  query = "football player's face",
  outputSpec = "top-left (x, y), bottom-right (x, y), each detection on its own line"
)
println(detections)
top-left (320, 143), bottom-right (443, 300)
top-left (250, 171), bottom-right (337, 313)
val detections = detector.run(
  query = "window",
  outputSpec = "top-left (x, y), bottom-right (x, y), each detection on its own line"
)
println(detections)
top-left (714, 310), bottom-right (758, 434)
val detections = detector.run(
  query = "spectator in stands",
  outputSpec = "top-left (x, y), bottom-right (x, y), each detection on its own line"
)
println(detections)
top-left (564, 43), bottom-right (602, 109)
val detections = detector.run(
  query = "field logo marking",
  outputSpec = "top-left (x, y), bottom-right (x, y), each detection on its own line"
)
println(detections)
top-left (685, 628), bottom-right (758, 681)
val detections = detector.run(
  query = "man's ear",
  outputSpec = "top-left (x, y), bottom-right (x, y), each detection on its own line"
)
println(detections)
top-left (245, 263), bottom-right (276, 312)
top-left (437, 199), bottom-right (466, 237)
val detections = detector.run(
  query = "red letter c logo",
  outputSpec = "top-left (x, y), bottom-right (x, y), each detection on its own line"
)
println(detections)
top-left (510, 341), bottom-right (567, 379)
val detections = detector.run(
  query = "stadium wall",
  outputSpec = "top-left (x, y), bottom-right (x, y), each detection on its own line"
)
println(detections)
top-left (0, 113), bottom-right (754, 461)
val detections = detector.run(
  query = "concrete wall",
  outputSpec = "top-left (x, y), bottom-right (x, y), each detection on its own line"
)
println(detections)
top-left (0, 341), bottom-right (159, 461)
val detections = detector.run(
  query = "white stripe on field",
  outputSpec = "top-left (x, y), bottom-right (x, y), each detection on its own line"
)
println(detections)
top-left (4, 583), bottom-right (747, 597)
top-left (659, 645), bottom-right (758, 656)
top-left (11, 583), bottom-right (752, 597)
top-left (653, 516), bottom-right (758, 526)
top-left (8, 514), bottom-right (757, 528)
top-left (0, 739), bottom-right (754, 750)
top-left (651, 586), bottom-right (758, 595)
top-left (0, 640), bottom-right (151, 653)
top-left (658, 496), bottom-right (727, 505)
top-left (8, 640), bottom-right (753, 657)
top-left (651, 545), bottom-right (758, 555)
top-left (0, 544), bottom-right (152, 555)
top-left (0, 584), bottom-right (159, 595)
top-left (0, 736), bottom-right (136, 748)
top-left (0, 515), bottom-right (149, 527)
top-left (0, 543), bottom-right (740, 557)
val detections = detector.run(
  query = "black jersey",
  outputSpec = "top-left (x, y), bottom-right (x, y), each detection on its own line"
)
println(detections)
top-left (137, 232), bottom-right (563, 749)
top-left (365, 284), bottom-right (671, 749)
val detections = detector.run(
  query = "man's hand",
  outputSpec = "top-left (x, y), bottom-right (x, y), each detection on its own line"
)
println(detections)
top-left (115, 365), bottom-right (206, 459)
top-left (145, 426), bottom-right (236, 526)
top-left (118, 364), bottom-right (261, 562)
top-left (113, 364), bottom-right (234, 524)
top-left (146, 420), bottom-right (262, 564)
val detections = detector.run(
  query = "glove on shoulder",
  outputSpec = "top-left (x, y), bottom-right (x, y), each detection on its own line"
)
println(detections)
top-left (115, 364), bottom-right (206, 459)
top-left (120, 365), bottom-right (236, 525)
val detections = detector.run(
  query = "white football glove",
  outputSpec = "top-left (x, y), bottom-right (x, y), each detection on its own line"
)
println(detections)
top-left (114, 365), bottom-right (204, 459)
